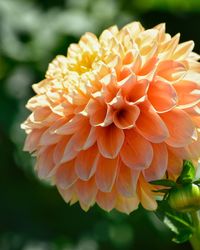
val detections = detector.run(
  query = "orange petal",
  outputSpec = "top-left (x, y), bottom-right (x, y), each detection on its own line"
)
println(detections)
top-left (23, 128), bottom-right (45, 152)
top-left (160, 109), bottom-right (195, 147)
top-left (53, 136), bottom-right (70, 165)
top-left (120, 129), bottom-right (153, 170)
top-left (96, 188), bottom-right (117, 212)
top-left (156, 60), bottom-right (186, 81)
top-left (173, 80), bottom-right (200, 108)
top-left (167, 148), bottom-right (183, 177)
top-left (61, 124), bottom-right (93, 163)
top-left (96, 124), bottom-right (124, 159)
top-left (39, 127), bottom-right (61, 146)
top-left (148, 79), bottom-right (177, 112)
top-left (55, 160), bottom-right (77, 189)
top-left (55, 115), bottom-right (87, 135)
top-left (143, 143), bottom-right (168, 181)
top-left (116, 160), bottom-right (140, 197)
top-left (113, 104), bottom-right (140, 129)
top-left (95, 155), bottom-right (119, 192)
top-left (115, 194), bottom-right (139, 214)
top-left (75, 144), bottom-right (99, 180)
top-left (75, 177), bottom-right (97, 209)
top-left (57, 186), bottom-right (74, 203)
top-left (36, 146), bottom-right (55, 179)
top-left (137, 175), bottom-right (157, 211)
top-left (136, 102), bottom-right (169, 143)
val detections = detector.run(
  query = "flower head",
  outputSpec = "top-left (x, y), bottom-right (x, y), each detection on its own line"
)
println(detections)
top-left (21, 22), bottom-right (200, 214)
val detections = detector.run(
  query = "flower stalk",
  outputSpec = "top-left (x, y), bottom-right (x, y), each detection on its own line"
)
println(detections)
top-left (190, 211), bottom-right (200, 250)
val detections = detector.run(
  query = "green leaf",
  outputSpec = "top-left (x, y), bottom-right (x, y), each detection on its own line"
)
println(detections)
top-left (155, 200), bottom-right (194, 243)
top-left (177, 161), bottom-right (195, 184)
top-left (150, 179), bottom-right (176, 187)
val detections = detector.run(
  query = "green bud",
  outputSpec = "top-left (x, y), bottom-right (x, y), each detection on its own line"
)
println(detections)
top-left (168, 184), bottom-right (200, 213)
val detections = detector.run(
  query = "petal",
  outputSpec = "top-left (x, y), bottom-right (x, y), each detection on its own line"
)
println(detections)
top-left (39, 127), bottom-right (61, 146)
top-left (173, 80), bottom-right (200, 108)
top-left (167, 148), bottom-right (183, 177)
top-left (143, 143), bottom-right (168, 181)
top-left (120, 129), bottom-right (153, 170)
top-left (156, 60), bottom-right (186, 81)
top-left (121, 77), bottom-right (149, 103)
top-left (61, 123), bottom-right (93, 163)
top-left (137, 175), bottom-right (157, 211)
top-left (53, 136), bottom-right (70, 165)
top-left (85, 99), bottom-right (113, 127)
top-left (115, 195), bottom-right (139, 214)
top-left (75, 144), bottom-right (99, 180)
top-left (55, 115), bottom-right (87, 135)
top-left (23, 128), bottom-right (45, 152)
top-left (96, 188), bottom-right (117, 212)
top-left (95, 155), bottom-right (119, 192)
top-left (116, 160), bottom-right (140, 197)
top-left (57, 186), bottom-right (74, 203)
top-left (148, 79), bottom-right (177, 112)
top-left (96, 124), bottom-right (124, 159)
top-left (113, 104), bottom-right (140, 129)
top-left (75, 177), bottom-right (97, 209)
top-left (36, 146), bottom-right (55, 179)
top-left (136, 102), bottom-right (169, 143)
top-left (160, 109), bottom-right (195, 147)
top-left (172, 41), bottom-right (194, 60)
top-left (55, 160), bottom-right (77, 189)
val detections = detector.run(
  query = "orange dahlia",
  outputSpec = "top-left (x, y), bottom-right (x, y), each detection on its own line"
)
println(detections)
top-left (21, 22), bottom-right (200, 214)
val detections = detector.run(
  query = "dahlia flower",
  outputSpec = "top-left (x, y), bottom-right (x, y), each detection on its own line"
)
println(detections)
top-left (21, 22), bottom-right (200, 214)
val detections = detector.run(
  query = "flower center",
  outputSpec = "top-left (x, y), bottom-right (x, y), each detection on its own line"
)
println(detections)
top-left (69, 51), bottom-right (98, 74)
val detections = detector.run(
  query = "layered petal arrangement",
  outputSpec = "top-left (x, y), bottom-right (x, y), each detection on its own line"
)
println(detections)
top-left (21, 22), bottom-right (200, 214)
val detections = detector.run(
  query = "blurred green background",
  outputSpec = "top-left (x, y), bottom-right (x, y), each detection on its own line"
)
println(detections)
top-left (0, 0), bottom-right (200, 249)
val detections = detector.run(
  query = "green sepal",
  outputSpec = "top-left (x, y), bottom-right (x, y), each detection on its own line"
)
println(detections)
top-left (150, 179), bottom-right (176, 187)
top-left (177, 161), bottom-right (195, 184)
top-left (194, 179), bottom-right (200, 185)
top-left (152, 188), bottom-right (171, 194)
top-left (155, 200), bottom-right (194, 243)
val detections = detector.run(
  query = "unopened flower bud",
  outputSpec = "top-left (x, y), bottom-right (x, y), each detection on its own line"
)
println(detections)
top-left (168, 184), bottom-right (200, 213)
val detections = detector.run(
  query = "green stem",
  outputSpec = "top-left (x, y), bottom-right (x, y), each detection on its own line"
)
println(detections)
top-left (190, 211), bottom-right (200, 250)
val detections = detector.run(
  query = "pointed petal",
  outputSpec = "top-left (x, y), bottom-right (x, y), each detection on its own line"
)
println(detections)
top-left (96, 188), bottom-right (117, 212)
top-left (115, 195), bottom-right (139, 214)
top-left (55, 160), bottom-right (77, 189)
top-left (23, 128), bottom-right (45, 152)
top-left (39, 127), bottom-right (61, 146)
top-left (75, 177), bottom-right (97, 208)
top-left (137, 175), bottom-right (157, 211)
top-left (95, 155), bottom-right (119, 192)
top-left (143, 143), bottom-right (168, 181)
top-left (173, 80), bottom-right (200, 108)
top-left (75, 144), bottom-right (99, 180)
top-left (57, 186), bottom-right (74, 203)
top-left (156, 60), bottom-right (186, 81)
top-left (160, 109), bottom-right (195, 147)
top-left (148, 79), bottom-right (177, 112)
top-left (167, 148), bottom-right (183, 177)
top-left (55, 115), bottom-right (87, 135)
top-left (136, 102), bottom-right (169, 143)
top-left (116, 160), bottom-right (140, 197)
top-left (120, 129), bottom-right (153, 170)
top-left (97, 124), bottom-right (124, 159)
top-left (36, 146), bottom-right (56, 179)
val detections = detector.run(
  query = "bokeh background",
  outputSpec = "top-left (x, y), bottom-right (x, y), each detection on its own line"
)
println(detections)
top-left (0, 0), bottom-right (200, 249)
